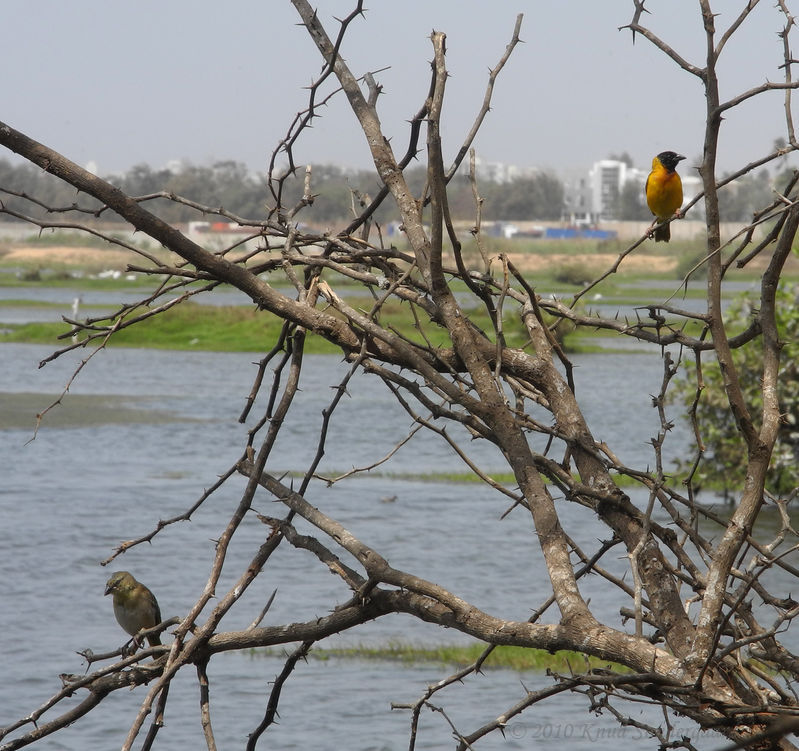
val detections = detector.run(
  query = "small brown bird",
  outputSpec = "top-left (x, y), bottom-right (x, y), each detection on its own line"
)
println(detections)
top-left (104, 571), bottom-right (162, 646)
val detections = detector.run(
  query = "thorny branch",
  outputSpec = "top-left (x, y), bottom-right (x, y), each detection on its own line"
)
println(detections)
top-left (2, 1), bottom-right (799, 750)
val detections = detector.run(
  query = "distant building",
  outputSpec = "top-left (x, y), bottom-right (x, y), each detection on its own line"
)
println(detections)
top-left (589, 160), bottom-right (647, 221)
top-left (561, 170), bottom-right (595, 226)
top-left (469, 156), bottom-right (538, 184)
top-left (680, 173), bottom-right (702, 207)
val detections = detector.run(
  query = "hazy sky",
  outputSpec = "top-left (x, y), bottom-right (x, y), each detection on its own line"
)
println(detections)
top-left (2, 1), bottom-right (792, 179)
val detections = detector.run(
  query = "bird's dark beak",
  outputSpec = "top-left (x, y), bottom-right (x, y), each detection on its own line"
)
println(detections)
top-left (676, 154), bottom-right (686, 162)
top-left (104, 584), bottom-right (113, 596)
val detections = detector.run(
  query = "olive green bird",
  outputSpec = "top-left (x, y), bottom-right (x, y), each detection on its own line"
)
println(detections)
top-left (104, 571), bottom-right (162, 646)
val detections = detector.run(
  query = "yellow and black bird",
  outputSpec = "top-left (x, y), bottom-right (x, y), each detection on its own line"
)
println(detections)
top-left (645, 151), bottom-right (685, 242)
top-left (104, 571), bottom-right (162, 646)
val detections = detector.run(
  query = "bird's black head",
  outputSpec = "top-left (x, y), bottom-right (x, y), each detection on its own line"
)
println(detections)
top-left (657, 151), bottom-right (686, 172)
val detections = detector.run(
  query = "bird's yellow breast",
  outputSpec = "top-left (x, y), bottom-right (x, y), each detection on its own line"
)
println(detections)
top-left (646, 157), bottom-right (683, 221)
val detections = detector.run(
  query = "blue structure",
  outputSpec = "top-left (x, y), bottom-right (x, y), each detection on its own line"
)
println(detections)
top-left (544, 228), bottom-right (617, 240)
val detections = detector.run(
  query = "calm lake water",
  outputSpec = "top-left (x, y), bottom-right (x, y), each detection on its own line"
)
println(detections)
top-left (0, 341), bottom-right (789, 750)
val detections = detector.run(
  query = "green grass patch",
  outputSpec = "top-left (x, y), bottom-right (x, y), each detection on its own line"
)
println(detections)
top-left (0, 303), bottom-right (310, 352)
top-left (302, 468), bottom-right (646, 488)
top-left (384, 470), bottom-right (516, 484)
top-left (0, 297), bottom-right (531, 353)
top-left (0, 295), bottom-right (703, 356)
top-left (0, 271), bottom-right (153, 290)
top-left (12, 231), bottom-right (126, 248)
top-left (251, 641), bottom-right (630, 673)
top-left (3, 263), bottom-right (776, 353)
top-left (0, 321), bottom-right (71, 345)
top-left (306, 469), bottom-right (518, 485)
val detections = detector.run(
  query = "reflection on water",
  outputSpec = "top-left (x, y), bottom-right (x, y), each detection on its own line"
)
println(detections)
top-left (0, 342), bottom-right (788, 749)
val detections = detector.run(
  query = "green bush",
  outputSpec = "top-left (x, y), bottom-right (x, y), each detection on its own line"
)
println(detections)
top-left (18, 267), bottom-right (42, 281)
top-left (671, 283), bottom-right (799, 497)
top-left (552, 263), bottom-right (594, 286)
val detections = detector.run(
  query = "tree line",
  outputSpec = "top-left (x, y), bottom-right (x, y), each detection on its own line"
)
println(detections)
top-left (1, 155), bottom-right (782, 228)
top-left (0, 158), bottom-right (564, 227)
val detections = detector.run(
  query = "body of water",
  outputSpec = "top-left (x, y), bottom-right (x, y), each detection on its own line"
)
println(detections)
top-left (0, 341), bottom-right (786, 750)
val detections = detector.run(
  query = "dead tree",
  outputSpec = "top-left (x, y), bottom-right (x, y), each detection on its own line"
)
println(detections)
top-left (1, 1), bottom-right (799, 749)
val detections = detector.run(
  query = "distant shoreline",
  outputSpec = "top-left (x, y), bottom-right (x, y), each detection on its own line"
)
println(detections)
top-left (3, 230), bottom-right (795, 277)
top-left (0, 242), bottom-right (684, 275)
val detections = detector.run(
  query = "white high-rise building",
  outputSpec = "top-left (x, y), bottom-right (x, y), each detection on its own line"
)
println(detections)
top-left (588, 159), bottom-right (648, 221)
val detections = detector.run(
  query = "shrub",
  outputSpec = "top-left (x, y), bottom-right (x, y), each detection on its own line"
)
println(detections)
top-left (672, 283), bottom-right (799, 497)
